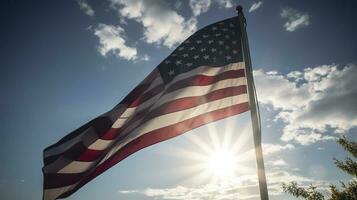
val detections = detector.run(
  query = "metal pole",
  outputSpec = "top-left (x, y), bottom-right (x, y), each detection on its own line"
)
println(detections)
top-left (236, 5), bottom-right (269, 200)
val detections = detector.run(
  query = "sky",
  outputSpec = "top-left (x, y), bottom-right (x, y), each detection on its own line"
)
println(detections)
top-left (1, 0), bottom-right (357, 200)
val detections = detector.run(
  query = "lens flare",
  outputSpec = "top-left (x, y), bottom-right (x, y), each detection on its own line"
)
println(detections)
top-left (164, 114), bottom-right (257, 185)
top-left (207, 149), bottom-right (235, 178)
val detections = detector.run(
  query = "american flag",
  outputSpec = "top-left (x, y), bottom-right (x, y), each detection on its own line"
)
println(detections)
top-left (43, 16), bottom-right (249, 200)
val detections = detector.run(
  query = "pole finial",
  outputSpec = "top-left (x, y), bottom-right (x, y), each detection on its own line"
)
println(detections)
top-left (236, 5), bottom-right (246, 24)
top-left (236, 5), bottom-right (243, 15)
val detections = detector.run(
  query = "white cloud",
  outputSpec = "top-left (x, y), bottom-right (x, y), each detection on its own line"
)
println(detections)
top-left (174, 1), bottom-right (183, 10)
top-left (249, 1), bottom-right (263, 13)
top-left (190, 0), bottom-right (212, 16)
top-left (280, 8), bottom-right (310, 32)
top-left (216, 0), bottom-right (233, 8)
top-left (268, 159), bottom-right (288, 167)
top-left (94, 24), bottom-right (137, 60)
top-left (119, 170), bottom-right (329, 200)
top-left (77, 0), bottom-right (95, 16)
top-left (119, 190), bottom-right (139, 194)
top-left (254, 69), bottom-right (311, 110)
top-left (110, 0), bottom-right (197, 48)
top-left (287, 70), bottom-right (303, 81)
top-left (141, 54), bottom-right (150, 61)
top-left (263, 143), bottom-right (295, 155)
top-left (189, 0), bottom-right (233, 16)
top-left (255, 64), bottom-right (357, 145)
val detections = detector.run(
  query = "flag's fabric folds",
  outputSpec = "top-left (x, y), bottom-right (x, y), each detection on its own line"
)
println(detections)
top-left (43, 16), bottom-right (249, 200)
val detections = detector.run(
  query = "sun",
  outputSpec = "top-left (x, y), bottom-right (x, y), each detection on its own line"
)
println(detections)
top-left (206, 149), bottom-right (236, 178)
top-left (167, 115), bottom-right (257, 185)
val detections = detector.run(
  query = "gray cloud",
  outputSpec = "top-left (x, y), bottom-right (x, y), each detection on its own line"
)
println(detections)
top-left (215, 0), bottom-right (233, 8)
top-left (280, 8), bottom-right (310, 32)
top-left (249, 1), bottom-right (263, 13)
top-left (190, 0), bottom-right (212, 16)
top-left (294, 65), bottom-right (357, 132)
top-left (188, 0), bottom-right (233, 17)
top-left (77, 0), bottom-right (95, 16)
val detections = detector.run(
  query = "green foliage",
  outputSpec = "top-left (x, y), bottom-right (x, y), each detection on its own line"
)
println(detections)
top-left (334, 137), bottom-right (357, 178)
top-left (282, 182), bottom-right (325, 200)
top-left (330, 180), bottom-right (357, 200)
top-left (334, 157), bottom-right (357, 177)
top-left (337, 136), bottom-right (357, 158)
top-left (282, 136), bottom-right (357, 200)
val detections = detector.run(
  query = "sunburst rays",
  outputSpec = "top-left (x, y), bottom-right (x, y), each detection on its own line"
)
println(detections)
top-left (162, 114), bottom-right (257, 186)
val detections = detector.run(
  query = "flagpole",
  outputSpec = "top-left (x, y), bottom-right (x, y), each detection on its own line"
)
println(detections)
top-left (236, 5), bottom-right (269, 200)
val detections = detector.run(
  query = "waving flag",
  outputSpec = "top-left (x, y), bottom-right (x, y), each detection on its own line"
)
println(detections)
top-left (43, 16), bottom-right (250, 200)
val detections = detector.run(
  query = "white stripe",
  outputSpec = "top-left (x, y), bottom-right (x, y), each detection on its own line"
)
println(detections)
top-left (88, 139), bottom-right (114, 150)
top-left (50, 79), bottom-right (164, 173)
top-left (168, 62), bottom-right (245, 87)
top-left (101, 93), bottom-right (248, 163)
top-left (44, 138), bottom-right (113, 174)
top-left (153, 77), bottom-right (247, 110)
top-left (112, 77), bottom-right (247, 138)
top-left (45, 62), bottom-right (247, 173)
top-left (43, 139), bottom-right (112, 174)
top-left (112, 118), bottom-right (128, 129)
top-left (44, 134), bottom-right (113, 161)
top-left (58, 160), bottom-right (95, 174)
top-left (111, 90), bottom-right (163, 128)
top-left (131, 94), bottom-right (248, 142)
top-left (111, 78), bottom-right (163, 128)
top-left (45, 139), bottom-right (112, 174)
top-left (115, 79), bottom-right (248, 142)
top-left (44, 183), bottom-right (78, 200)
top-left (111, 62), bottom-right (244, 129)
top-left (43, 157), bottom-right (68, 173)
top-left (145, 75), bottom-right (162, 92)
top-left (120, 90), bottom-right (163, 118)
top-left (44, 72), bottom-right (161, 159)
top-left (44, 75), bottom-right (162, 159)
top-left (44, 127), bottom-right (97, 158)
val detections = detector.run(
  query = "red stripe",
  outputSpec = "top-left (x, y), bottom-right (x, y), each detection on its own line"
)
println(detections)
top-left (101, 71), bottom-right (247, 142)
top-left (76, 149), bottom-right (104, 162)
top-left (121, 70), bottom-right (159, 105)
top-left (150, 86), bottom-right (247, 118)
top-left (60, 86), bottom-right (248, 163)
top-left (98, 85), bottom-right (247, 146)
top-left (48, 71), bottom-right (158, 151)
top-left (116, 86), bottom-right (248, 141)
top-left (44, 141), bottom-right (94, 166)
top-left (53, 86), bottom-right (248, 166)
top-left (108, 69), bottom-right (246, 140)
top-left (56, 102), bottom-right (249, 197)
top-left (44, 79), bottom-right (247, 170)
top-left (126, 69), bottom-right (244, 109)
top-left (43, 75), bottom-right (160, 165)
top-left (100, 128), bottom-right (119, 140)
top-left (44, 117), bottom-right (113, 154)
top-left (167, 69), bottom-right (245, 93)
top-left (128, 83), bottom-right (164, 108)
top-left (43, 67), bottom-right (248, 195)
top-left (44, 173), bottom-right (85, 189)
